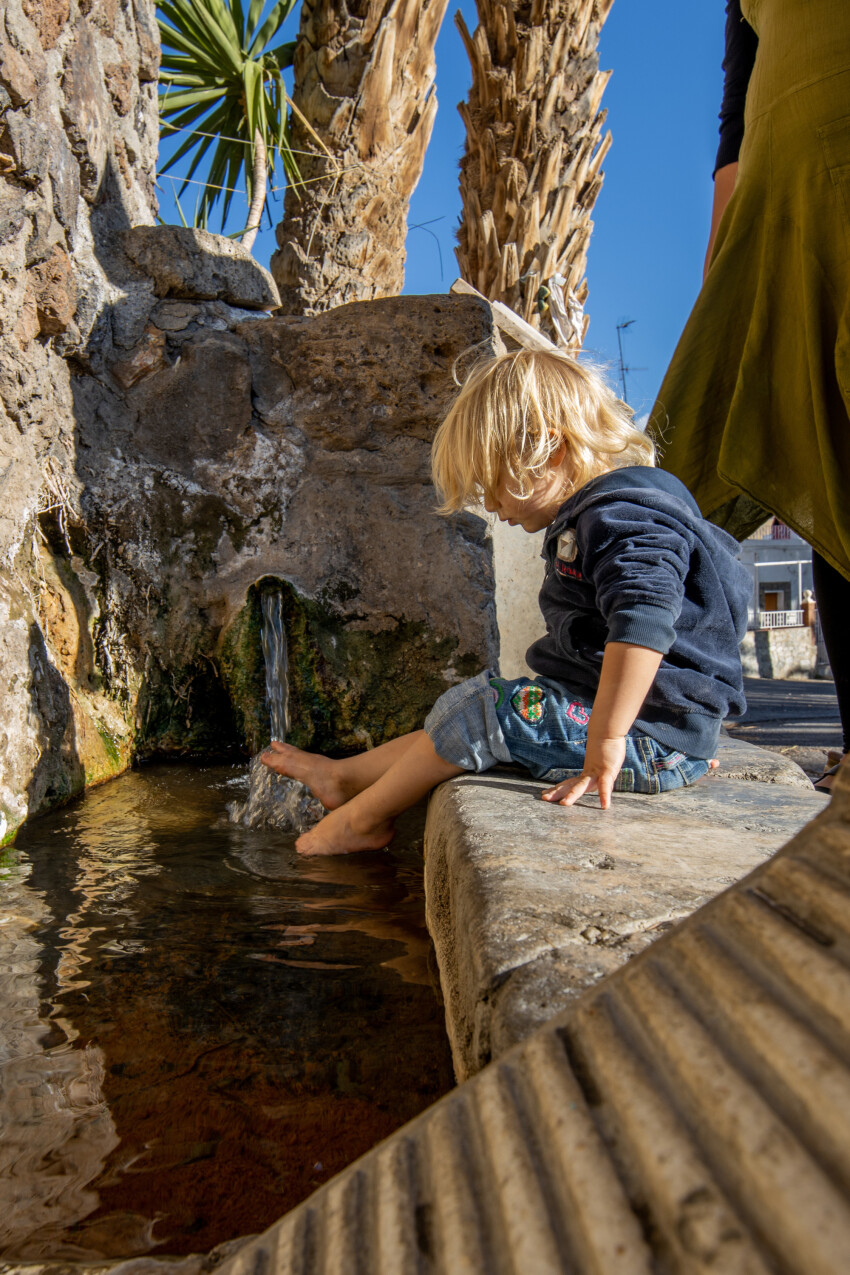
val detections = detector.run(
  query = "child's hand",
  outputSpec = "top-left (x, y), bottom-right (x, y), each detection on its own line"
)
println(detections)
top-left (541, 736), bottom-right (627, 810)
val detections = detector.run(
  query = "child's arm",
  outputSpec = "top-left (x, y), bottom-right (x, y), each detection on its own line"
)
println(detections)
top-left (542, 642), bottom-right (663, 810)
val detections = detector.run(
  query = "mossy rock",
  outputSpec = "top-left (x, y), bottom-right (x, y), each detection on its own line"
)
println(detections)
top-left (219, 579), bottom-right (482, 756)
top-left (136, 656), bottom-right (243, 757)
top-left (0, 809), bottom-right (21, 848)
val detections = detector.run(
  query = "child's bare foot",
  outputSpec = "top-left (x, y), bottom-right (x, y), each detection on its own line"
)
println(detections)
top-left (260, 741), bottom-right (352, 810)
top-left (295, 805), bottom-right (395, 857)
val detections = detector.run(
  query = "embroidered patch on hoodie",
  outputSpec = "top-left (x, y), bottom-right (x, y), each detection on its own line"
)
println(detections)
top-left (511, 684), bottom-right (547, 723)
top-left (556, 530), bottom-right (578, 561)
top-left (555, 529), bottom-right (582, 579)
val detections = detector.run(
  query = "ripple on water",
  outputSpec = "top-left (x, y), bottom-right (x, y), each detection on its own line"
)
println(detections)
top-left (0, 764), bottom-right (453, 1261)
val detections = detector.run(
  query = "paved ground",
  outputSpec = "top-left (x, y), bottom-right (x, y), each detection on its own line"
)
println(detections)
top-left (725, 677), bottom-right (843, 778)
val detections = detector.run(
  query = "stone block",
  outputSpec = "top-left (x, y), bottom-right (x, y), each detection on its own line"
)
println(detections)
top-left (22, 0), bottom-right (70, 49)
top-left (48, 128), bottom-right (81, 233)
top-left (0, 40), bottom-right (37, 105)
top-left (60, 27), bottom-right (109, 200)
top-left (30, 244), bottom-right (78, 336)
top-left (102, 60), bottom-right (134, 115)
top-left (123, 327), bottom-right (252, 461)
top-left (109, 322), bottom-right (168, 389)
top-left (150, 300), bottom-right (201, 331)
top-left (1, 109), bottom-right (49, 185)
top-left (425, 768), bottom-right (825, 1079)
top-left (122, 225), bottom-right (282, 310)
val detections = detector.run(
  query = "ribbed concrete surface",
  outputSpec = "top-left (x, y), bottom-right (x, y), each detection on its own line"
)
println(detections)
top-left (215, 764), bottom-right (850, 1275)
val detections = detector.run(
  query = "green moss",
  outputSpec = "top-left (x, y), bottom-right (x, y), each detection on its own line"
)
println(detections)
top-left (136, 658), bottom-right (243, 758)
top-left (0, 810), bottom-right (20, 849)
top-left (97, 728), bottom-right (121, 767)
top-left (219, 591), bottom-right (268, 753)
top-left (219, 578), bottom-right (482, 756)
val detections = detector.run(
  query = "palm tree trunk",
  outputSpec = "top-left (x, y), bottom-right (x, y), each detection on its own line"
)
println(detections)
top-left (271, 0), bottom-right (450, 314)
top-left (242, 127), bottom-right (267, 253)
top-left (456, 0), bottom-right (614, 346)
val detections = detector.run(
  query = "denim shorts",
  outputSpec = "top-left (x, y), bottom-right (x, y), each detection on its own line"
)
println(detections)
top-left (424, 671), bottom-right (711, 795)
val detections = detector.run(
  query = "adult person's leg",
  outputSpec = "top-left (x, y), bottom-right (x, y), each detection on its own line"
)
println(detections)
top-left (811, 551), bottom-right (850, 790)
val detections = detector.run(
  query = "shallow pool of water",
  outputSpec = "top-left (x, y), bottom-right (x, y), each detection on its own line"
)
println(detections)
top-left (0, 764), bottom-right (453, 1261)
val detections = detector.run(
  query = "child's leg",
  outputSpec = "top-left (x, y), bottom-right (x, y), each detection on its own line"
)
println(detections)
top-left (260, 732), bottom-right (423, 810)
top-left (295, 732), bottom-right (464, 857)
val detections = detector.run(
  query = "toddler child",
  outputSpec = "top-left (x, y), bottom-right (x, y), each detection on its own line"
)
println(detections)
top-left (262, 349), bottom-right (751, 856)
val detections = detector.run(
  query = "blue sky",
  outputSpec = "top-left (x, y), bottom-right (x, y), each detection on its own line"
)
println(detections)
top-left (156, 1), bottom-right (724, 420)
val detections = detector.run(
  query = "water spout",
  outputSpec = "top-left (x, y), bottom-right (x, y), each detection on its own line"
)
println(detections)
top-left (228, 589), bottom-right (324, 835)
top-left (261, 591), bottom-right (289, 742)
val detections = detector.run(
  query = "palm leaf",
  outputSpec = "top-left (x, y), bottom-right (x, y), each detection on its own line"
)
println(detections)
top-left (247, 0), bottom-right (266, 41)
top-left (159, 4), bottom-right (220, 60)
top-left (157, 0), bottom-right (302, 246)
top-left (187, 6), bottom-right (244, 76)
top-left (248, 0), bottom-right (299, 57)
top-left (221, 146), bottom-right (245, 225)
top-left (158, 87), bottom-right (224, 112)
top-left (230, 0), bottom-right (246, 41)
top-left (265, 39), bottom-right (296, 67)
top-left (159, 99), bottom-right (230, 177)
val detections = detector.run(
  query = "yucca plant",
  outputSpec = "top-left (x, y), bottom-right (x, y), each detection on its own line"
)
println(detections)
top-left (157, 0), bottom-right (302, 251)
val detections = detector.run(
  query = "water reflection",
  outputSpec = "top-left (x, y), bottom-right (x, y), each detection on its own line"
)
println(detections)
top-left (0, 765), bottom-right (452, 1260)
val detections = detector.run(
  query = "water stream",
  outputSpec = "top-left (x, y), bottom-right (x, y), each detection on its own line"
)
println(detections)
top-left (228, 591), bottom-right (324, 834)
top-left (0, 589), bottom-right (453, 1260)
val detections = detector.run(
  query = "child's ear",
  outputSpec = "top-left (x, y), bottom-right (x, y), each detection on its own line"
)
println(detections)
top-left (549, 438), bottom-right (568, 469)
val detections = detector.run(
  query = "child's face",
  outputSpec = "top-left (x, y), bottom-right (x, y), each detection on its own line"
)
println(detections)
top-left (484, 458), bottom-right (568, 533)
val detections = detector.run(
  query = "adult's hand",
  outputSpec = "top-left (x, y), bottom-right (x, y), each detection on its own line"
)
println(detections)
top-left (704, 162), bottom-right (738, 282)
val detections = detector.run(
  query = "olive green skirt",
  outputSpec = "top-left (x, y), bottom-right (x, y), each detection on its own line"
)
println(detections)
top-left (650, 0), bottom-right (850, 579)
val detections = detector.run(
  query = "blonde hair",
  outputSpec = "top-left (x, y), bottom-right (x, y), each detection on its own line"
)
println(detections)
top-left (432, 348), bottom-right (655, 513)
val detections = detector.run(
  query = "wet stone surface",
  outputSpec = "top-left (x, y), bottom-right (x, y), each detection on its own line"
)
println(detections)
top-left (0, 766), bottom-right (453, 1262)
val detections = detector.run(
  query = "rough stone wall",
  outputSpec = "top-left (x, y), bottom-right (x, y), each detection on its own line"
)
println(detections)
top-left (740, 626), bottom-right (820, 680)
top-left (0, 2), bottom-right (501, 846)
top-left (0, 0), bottom-right (160, 840)
top-left (1, 205), bottom-right (501, 841)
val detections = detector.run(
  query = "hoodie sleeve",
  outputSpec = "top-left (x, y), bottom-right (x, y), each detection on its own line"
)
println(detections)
top-left (578, 500), bottom-right (691, 654)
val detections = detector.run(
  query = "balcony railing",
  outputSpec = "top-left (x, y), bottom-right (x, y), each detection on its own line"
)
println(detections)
top-left (757, 609), bottom-right (804, 629)
top-left (749, 521), bottom-right (795, 541)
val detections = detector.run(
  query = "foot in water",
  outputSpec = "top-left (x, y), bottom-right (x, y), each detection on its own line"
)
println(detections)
top-left (260, 741), bottom-right (352, 810)
top-left (295, 804), bottom-right (395, 857)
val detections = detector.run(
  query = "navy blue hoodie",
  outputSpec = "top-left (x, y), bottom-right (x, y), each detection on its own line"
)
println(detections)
top-left (527, 467), bottom-right (752, 758)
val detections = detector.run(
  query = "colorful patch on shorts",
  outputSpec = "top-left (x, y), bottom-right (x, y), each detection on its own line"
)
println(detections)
top-left (653, 749), bottom-right (686, 771)
top-left (511, 684), bottom-right (547, 723)
top-left (566, 700), bottom-right (590, 726)
top-left (489, 678), bottom-right (508, 708)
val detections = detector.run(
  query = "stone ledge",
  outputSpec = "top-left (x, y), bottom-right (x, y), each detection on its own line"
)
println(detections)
top-left (122, 226), bottom-right (281, 310)
top-left (714, 728), bottom-right (814, 787)
top-left (424, 768), bottom-right (825, 1080)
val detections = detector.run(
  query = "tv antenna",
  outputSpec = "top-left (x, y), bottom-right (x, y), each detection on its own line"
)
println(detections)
top-left (615, 319), bottom-right (646, 405)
